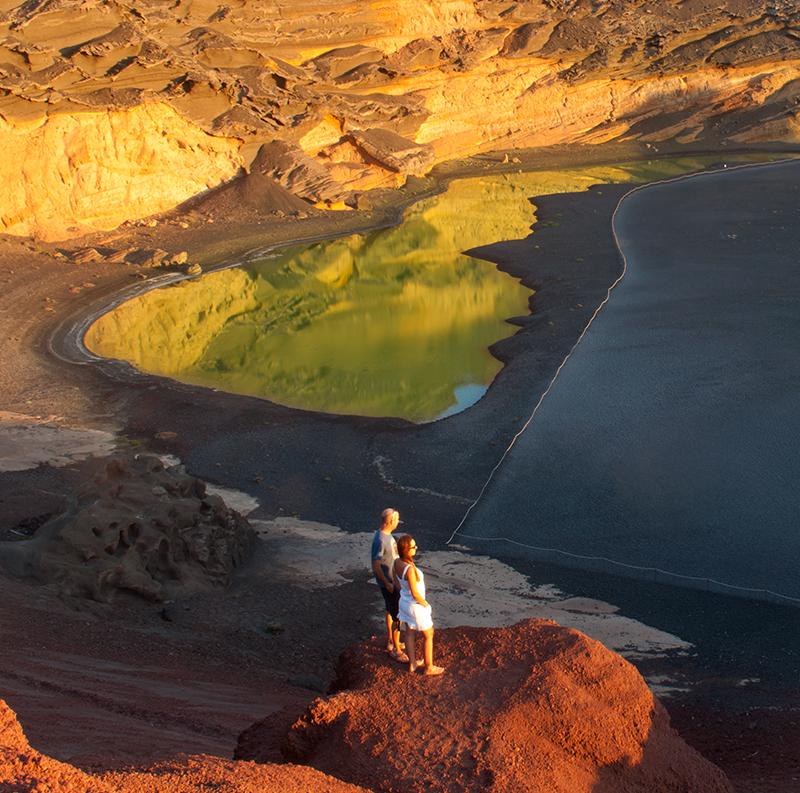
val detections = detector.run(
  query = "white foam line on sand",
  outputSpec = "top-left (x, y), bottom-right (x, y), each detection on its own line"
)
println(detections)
top-left (204, 484), bottom-right (260, 516)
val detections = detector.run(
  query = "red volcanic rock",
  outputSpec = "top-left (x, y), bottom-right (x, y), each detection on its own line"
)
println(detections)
top-left (238, 619), bottom-right (732, 793)
top-left (1, 699), bottom-right (112, 791)
top-left (0, 699), bottom-right (371, 793)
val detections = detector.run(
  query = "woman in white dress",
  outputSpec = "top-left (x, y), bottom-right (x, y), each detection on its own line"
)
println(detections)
top-left (393, 534), bottom-right (445, 676)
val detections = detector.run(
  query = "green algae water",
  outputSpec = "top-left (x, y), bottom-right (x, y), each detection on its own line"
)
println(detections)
top-left (85, 154), bottom-right (783, 421)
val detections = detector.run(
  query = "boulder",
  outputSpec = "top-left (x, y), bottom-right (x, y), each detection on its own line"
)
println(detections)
top-left (347, 128), bottom-right (435, 174)
top-left (125, 247), bottom-right (170, 267)
top-left (237, 620), bottom-right (732, 793)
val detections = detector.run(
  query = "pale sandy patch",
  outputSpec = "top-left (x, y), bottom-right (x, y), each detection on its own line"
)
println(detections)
top-left (0, 412), bottom-right (116, 472)
top-left (253, 517), bottom-right (368, 588)
top-left (155, 461), bottom-right (261, 516)
top-left (205, 484), bottom-right (260, 516)
top-left (252, 517), bottom-right (692, 662)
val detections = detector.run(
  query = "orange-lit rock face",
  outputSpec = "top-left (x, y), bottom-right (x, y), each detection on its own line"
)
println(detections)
top-left (0, 103), bottom-right (242, 240)
top-left (237, 620), bottom-right (733, 793)
top-left (0, 698), bottom-right (372, 793)
top-left (1, 0), bottom-right (799, 238)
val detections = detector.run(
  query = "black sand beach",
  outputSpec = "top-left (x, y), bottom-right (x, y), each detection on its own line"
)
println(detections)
top-left (460, 159), bottom-right (800, 601)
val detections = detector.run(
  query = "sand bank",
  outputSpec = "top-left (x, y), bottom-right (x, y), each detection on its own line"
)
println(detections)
top-left (255, 516), bottom-right (691, 664)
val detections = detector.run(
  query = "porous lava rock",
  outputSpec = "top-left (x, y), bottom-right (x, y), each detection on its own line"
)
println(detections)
top-left (2, 454), bottom-right (256, 602)
top-left (0, 699), bottom-right (372, 792)
top-left (237, 619), bottom-right (732, 793)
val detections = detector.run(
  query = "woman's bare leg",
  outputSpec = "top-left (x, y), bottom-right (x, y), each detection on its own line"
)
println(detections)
top-left (406, 629), bottom-right (417, 673)
top-left (422, 628), bottom-right (444, 675)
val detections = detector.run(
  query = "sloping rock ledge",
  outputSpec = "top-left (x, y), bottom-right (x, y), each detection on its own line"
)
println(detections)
top-left (237, 619), bottom-right (732, 793)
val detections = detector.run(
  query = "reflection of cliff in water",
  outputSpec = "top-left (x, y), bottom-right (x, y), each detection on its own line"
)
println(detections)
top-left (84, 267), bottom-right (259, 373)
top-left (85, 156), bottom-right (778, 421)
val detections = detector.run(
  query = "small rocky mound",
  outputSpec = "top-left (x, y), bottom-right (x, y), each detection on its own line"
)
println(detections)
top-left (0, 698), bottom-right (107, 791)
top-left (0, 699), bottom-right (371, 792)
top-left (4, 454), bottom-right (256, 602)
top-left (237, 620), bottom-right (732, 793)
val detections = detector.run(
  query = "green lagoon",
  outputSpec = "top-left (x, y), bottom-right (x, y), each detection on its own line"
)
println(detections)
top-left (85, 156), bottom-right (776, 421)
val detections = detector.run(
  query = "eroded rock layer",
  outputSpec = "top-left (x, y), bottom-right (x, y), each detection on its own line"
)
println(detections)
top-left (237, 620), bottom-right (732, 793)
top-left (2, 0), bottom-right (800, 238)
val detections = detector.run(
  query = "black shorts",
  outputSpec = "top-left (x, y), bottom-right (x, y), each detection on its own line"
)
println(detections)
top-left (379, 583), bottom-right (400, 620)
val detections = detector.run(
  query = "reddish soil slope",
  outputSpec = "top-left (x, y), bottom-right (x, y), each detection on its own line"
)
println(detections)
top-left (238, 619), bottom-right (733, 793)
top-left (0, 698), bottom-right (370, 793)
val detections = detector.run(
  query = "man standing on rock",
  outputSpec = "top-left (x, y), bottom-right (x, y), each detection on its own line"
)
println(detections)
top-left (371, 508), bottom-right (408, 663)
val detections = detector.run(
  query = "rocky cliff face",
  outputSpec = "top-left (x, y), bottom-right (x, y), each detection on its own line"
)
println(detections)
top-left (0, 102), bottom-right (241, 240)
top-left (2, 0), bottom-right (800, 239)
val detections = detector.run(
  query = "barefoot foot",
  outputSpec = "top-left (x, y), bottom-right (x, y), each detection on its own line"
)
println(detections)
top-left (423, 665), bottom-right (445, 676)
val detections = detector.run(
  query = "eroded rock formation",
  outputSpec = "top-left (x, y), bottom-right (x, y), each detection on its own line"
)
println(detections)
top-left (237, 619), bottom-right (732, 793)
top-left (2, 0), bottom-right (800, 239)
top-left (1, 453), bottom-right (256, 602)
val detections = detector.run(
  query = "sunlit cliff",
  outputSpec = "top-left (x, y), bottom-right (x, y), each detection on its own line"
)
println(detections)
top-left (2, 0), bottom-right (800, 239)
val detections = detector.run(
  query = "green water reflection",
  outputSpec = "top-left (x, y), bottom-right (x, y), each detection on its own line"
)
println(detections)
top-left (85, 154), bottom-right (781, 421)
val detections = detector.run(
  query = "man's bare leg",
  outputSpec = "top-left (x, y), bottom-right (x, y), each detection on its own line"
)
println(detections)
top-left (392, 621), bottom-right (404, 655)
top-left (385, 614), bottom-right (407, 661)
top-left (384, 612), bottom-right (394, 652)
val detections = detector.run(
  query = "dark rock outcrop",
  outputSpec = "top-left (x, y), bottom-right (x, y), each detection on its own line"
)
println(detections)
top-left (1, 454), bottom-right (256, 602)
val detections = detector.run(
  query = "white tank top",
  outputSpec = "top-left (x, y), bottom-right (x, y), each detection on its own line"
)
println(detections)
top-left (398, 561), bottom-right (426, 600)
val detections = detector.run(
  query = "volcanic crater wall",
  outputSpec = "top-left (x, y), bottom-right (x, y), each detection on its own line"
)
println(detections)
top-left (2, 0), bottom-right (800, 239)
